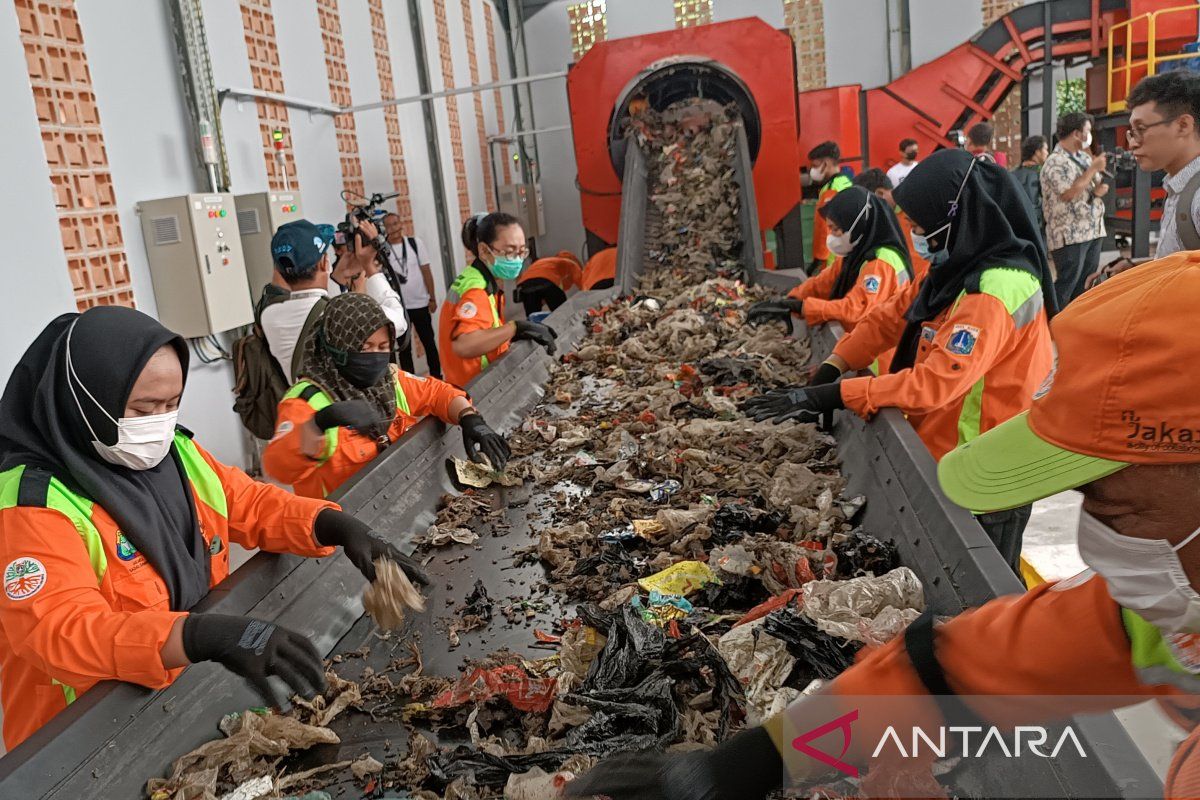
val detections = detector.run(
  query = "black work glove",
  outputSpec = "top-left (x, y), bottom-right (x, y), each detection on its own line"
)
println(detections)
top-left (746, 298), bottom-right (805, 333)
top-left (312, 400), bottom-right (379, 432)
top-left (182, 613), bottom-right (326, 708)
top-left (741, 381), bottom-right (845, 424)
top-left (512, 319), bottom-right (558, 355)
top-left (313, 508), bottom-right (429, 586)
top-left (565, 728), bottom-right (783, 800)
top-left (809, 360), bottom-right (843, 386)
top-left (460, 412), bottom-right (511, 470)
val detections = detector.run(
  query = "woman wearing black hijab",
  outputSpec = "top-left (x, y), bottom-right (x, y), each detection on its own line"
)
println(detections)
top-left (746, 186), bottom-right (913, 333)
top-left (745, 150), bottom-right (1055, 576)
top-left (0, 307), bottom-right (427, 750)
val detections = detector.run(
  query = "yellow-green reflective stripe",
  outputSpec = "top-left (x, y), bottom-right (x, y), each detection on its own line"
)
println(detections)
top-left (957, 377), bottom-right (985, 446)
top-left (54, 679), bottom-right (77, 706)
top-left (0, 466), bottom-right (108, 582)
top-left (0, 466), bottom-right (19, 508)
top-left (173, 434), bottom-right (227, 518)
top-left (875, 246), bottom-right (908, 276)
top-left (395, 377), bottom-right (410, 416)
top-left (284, 382), bottom-right (338, 461)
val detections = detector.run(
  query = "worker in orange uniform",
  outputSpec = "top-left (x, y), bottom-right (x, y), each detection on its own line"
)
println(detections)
top-left (745, 150), bottom-right (1055, 574)
top-left (853, 167), bottom-right (931, 282)
top-left (806, 140), bottom-right (853, 275)
top-left (0, 307), bottom-right (428, 749)
top-left (745, 186), bottom-right (912, 334)
top-left (581, 246), bottom-right (617, 291)
top-left (515, 250), bottom-right (583, 316)
top-left (568, 253), bottom-right (1200, 800)
top-left (264, 293), bottom-right (509, 498)
top-left (438, 212), bottom-right (557, 388)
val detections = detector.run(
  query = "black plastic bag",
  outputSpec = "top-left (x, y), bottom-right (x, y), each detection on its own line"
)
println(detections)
top-left (761, 609), bottom-right (861, 681)
top-left (833, 531), bottom-right (899, 579)
top-left (427, 745), bottom-right (576, 788)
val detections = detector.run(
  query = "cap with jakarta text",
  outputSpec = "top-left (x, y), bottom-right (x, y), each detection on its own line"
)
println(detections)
top-left (271, 219), bottom-right (330, 279)
top-left (939, 252), bottom-right (1200, 512)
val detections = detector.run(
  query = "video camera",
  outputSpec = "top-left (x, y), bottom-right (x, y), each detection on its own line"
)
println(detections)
top-left (1101, 147), bottom-right (1138, 173)
top-left (334, 190), bottom-right (405, 292)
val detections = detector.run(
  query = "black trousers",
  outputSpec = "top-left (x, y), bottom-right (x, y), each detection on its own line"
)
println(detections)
top-left (517, 277), bottom-right (567, 316)
top-left (1050, 236), bottom-right (1103, 309)
top-left (975, 503), bottom-right (1032, 583)
top-left (398, 306), bottom-right (442, 380)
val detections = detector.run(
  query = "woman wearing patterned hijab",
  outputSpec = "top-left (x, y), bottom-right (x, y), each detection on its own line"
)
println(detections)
top-left (263, 293), bottom-right (509, 498)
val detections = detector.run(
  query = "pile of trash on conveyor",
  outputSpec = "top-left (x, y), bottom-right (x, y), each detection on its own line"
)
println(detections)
top-left (148, 121), bottom-right (927, 800)
top-left (626, 97), bottom-right (744, 279)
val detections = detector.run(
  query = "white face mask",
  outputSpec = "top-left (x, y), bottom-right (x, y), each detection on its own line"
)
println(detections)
top-left (1081, 130), bottom-right (1093, 149)
top-left (65, 322), bottom-right (179, 471)
top-left (809, 166), bottom-right (825, 184)
top-left (1077, 509), bottom-right (1200, 633)
top-left (826, 198), bottom-right (870, 257)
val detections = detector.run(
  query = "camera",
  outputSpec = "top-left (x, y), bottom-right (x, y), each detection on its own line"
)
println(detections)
top-left (1102, 147), bottom-right (1138, 173)
top-left (335, 191), bottom-right (405, 291)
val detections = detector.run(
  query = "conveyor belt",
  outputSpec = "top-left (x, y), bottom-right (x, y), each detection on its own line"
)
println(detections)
top-left (0, 298), bottom-right (1162, 798)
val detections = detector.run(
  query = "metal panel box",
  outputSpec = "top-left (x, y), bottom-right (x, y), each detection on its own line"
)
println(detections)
top-left (137, 193), bottom-right (252, 338)
top-left (234, 191), bottom-right (304, 293)
top-left (497, 181), bottom-right (545, 237)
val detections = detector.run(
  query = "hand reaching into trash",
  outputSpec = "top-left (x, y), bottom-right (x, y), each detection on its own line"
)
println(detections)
top-left (746, 298), bottom-right (805, 334)
top-left (459, 411), bottom-right (511, 470)
top-left (512, 319), bottom-right (558, 355)
top-left (741, 382), bottom-right (844, 424)
top-left (312, 508), bottom-right (429, 586)
top-left (182, 613), bottom-right (326, 708)
top-left (808, 360), bottom-right (844, 386)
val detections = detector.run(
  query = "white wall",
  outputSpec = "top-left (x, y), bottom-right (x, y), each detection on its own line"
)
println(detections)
top-left (0, 0), bottom-right (511, 472)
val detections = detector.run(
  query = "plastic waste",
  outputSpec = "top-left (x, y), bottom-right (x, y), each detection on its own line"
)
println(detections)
top-left (637, 560), bottom-right (718, 596)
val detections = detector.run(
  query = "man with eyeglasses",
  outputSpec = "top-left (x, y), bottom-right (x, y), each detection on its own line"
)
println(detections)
top-left (1086, 70), bottom-right (1200, 288)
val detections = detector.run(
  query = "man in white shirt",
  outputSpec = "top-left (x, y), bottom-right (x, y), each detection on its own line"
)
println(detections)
top-left (383, 212), bottom-right (442, 379)
top-left (260, 218), bottom-right (409, 382)
top-left (885, 138), bottom-right (919, 186)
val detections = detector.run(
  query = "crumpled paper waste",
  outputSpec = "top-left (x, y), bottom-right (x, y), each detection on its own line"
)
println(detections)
top-left (452, 457), bottom-right (524, 488)
top-left (362, 557), bottom-right (426, 631)
top-left (717, 619), bottom-right (799, 724)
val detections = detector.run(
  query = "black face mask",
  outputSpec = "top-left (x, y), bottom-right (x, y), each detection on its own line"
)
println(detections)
top-left (338, 351), bottom-right (392, 389)
top-left (905, 149), bottom-right (919, 160)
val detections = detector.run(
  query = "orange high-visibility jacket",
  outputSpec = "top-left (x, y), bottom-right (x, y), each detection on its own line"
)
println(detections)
top-left (767, 573), bottom-right (1196, 790)
top-left (810, 173), bottom-right (853, 266)
top-left (263, 368), bottom-right (467, 499)
top-left (833, 267), bottom-right (1052, 461)
top-left (786, 246), bottom-right (911, 332)
top-left (0, 433), bottom-right (334, 749)
top-left (438, 264), bottom-right (508, 388)
top-left (581, 249), bottom-right (617, 290)
top-left (518, 254), bottom-right (583, 291)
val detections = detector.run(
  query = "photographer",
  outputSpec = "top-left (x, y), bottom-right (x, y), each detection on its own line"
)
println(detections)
top-left (331, 217), bottom-right (410, 345)
top-left (1040, 112), bottom-right (1110, 308)
top-left (1087, 70), bottom-right (1200, 288)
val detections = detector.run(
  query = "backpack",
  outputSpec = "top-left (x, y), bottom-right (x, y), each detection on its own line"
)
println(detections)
top-left (232, 286), bottom-right (327, 440)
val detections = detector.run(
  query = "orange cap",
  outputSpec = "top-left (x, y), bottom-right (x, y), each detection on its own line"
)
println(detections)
top-left (939, 252), bottom-right (1200, 512)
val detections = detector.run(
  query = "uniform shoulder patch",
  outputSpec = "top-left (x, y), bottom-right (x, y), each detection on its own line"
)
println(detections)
top-left (947, 324), bottom-right (980, 356)
top-left (863, 275), bottom-right (881, 294)
top-left (458, 301), bottom-right (478, 320)
top-left (4, 556), bottom-right (47, 601)
top-left (272, 420), bottom-right (294, 441)
top-left (920, 324), bottom-right (938, 343)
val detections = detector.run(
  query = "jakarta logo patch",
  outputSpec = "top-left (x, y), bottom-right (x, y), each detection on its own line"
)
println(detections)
top-left (4, 557), bottom-right (47, 601)
top-left (947, 324), bottom-right (980, 356)
top-left (863, 275), bottom-right (881, 294)
top-left (116, 532), bottom-right (139, 562)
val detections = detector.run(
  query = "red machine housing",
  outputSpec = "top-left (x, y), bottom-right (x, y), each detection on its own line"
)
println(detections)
top-left (567, 18), bottom-right (801, 245)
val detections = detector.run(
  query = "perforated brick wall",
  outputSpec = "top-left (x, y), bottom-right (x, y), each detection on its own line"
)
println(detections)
top-left (567, 1), bottom-right (606, 63)
top-left (783, 0), bottom-right (826, 91)
top-left (17, 0), bottom-right (133, 309)
top-left (432, 0), bottom-right (472, 215)
top-left (317, 0), bottom-right (365, 204)
top-left (484, 6), bottom-right (512, 186)
top-left (673, 0), bottom-right (711, 29)
top-left (240, 0), bottom-right (299, 192)
top-left (461, 0), bottom-right (494, 205)
top-left (368, 0), bottom-right (413, 228)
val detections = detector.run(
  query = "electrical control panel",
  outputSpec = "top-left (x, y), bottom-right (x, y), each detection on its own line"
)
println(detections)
top-left (234, 191), bottom-right (304, 292)
top-left (498, 182), bottom-right (546, 237)
top-left (137, 193), bottom-right (253, 338)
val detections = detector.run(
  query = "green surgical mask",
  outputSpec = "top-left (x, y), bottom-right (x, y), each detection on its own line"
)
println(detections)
top-left (492, 255), bottom-right (525, 280)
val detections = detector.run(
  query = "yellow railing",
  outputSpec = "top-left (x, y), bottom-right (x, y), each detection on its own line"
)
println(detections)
top-left (1108, 4), bottom-right (1200, 113)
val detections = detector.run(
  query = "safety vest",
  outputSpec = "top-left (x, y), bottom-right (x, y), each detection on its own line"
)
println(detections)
top-left (0, 431), bottom-right (225, 706)
top-left (447, 265), bottom-right (503, 371)
top-left (282, 371), bottom-right (410, 461)
top-left (1124, 609), bottom-right (1200, 693)
top-left (951, 268), bottom-right (1044, 447)
top-left (874, 245), bottom-right (912, 285)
